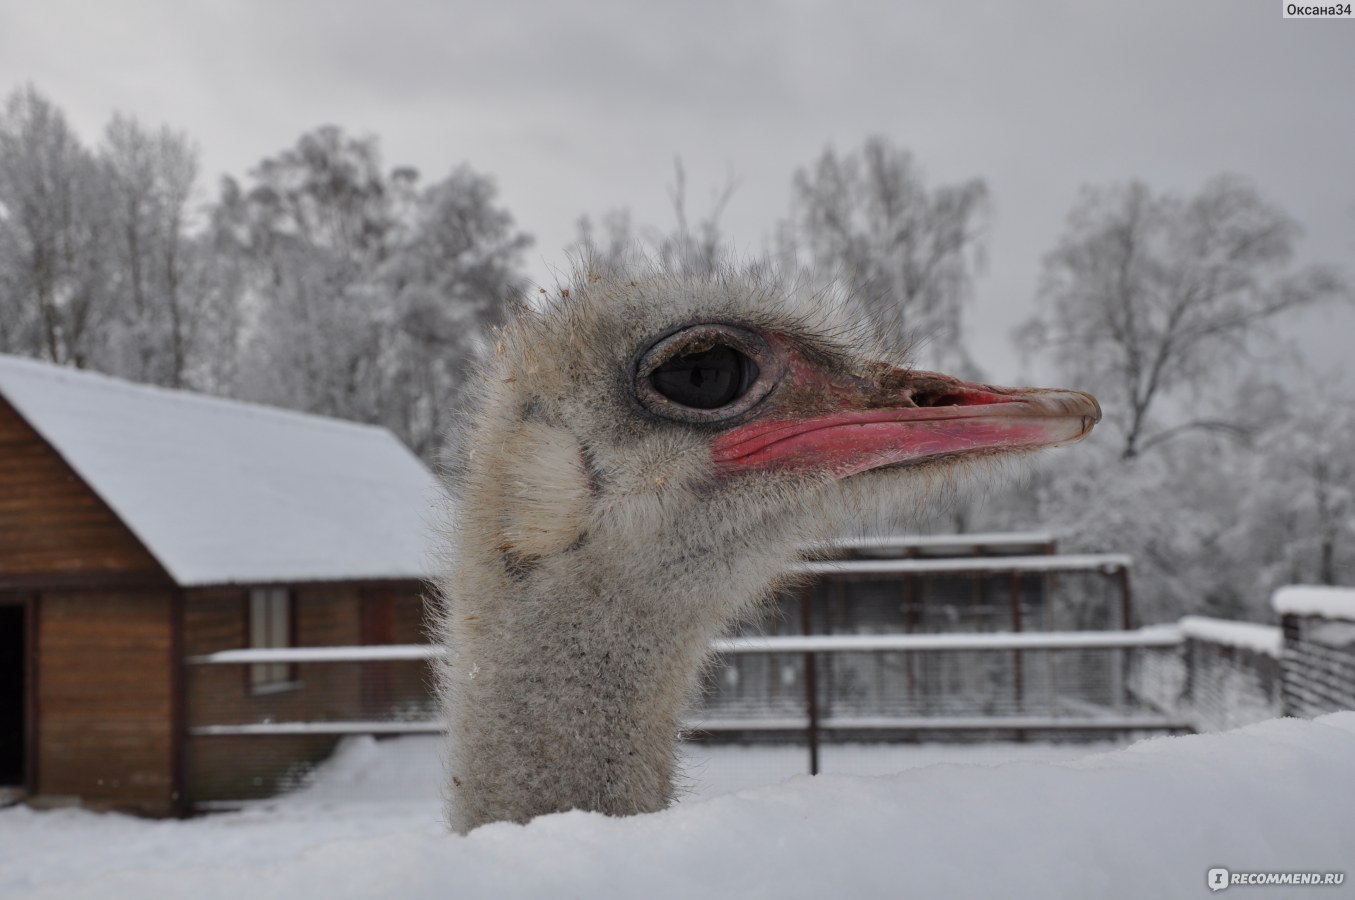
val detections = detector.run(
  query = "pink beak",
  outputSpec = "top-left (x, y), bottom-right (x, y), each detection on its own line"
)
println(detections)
top-left (710, 363), bottom-right (1101, 479)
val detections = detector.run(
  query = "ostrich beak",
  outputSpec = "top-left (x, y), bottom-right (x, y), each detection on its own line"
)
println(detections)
top-left (711, 363), bottom-right (1101, 479)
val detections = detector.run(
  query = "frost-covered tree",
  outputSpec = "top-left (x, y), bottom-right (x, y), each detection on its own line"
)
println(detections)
top-left (780, 136), bottom-right (989, 375)
top-left (0, 85), bottom-right (111, 367)
top-left (571, 160), bottom-right (737, 278)
top-left (1019, 176), bottom-right (1345, 460)
top-left (217, 126), bottom-right (399, 419)
top-left (0, 90), bottom-right (530, 459)
top-left (994, 186), bottom-right (1351, 620)
top-left (984, 376), bottom-right (1355, 623)
top-left (572, 209), bottom-right (635, 273)
top-left (979, 429), bottom-right (1245, 623)
top-left (987, 178), bottom-right (1348, 621)
top-left (1225, 378), bottom-right (1355, 599)
top-left (0, 88), bottom-right (236, 390)
top-left (98, 114), bottom-right (208, 387)
top-left (218, 126), bottom-right (530, 459)
top-left (376, 166), bottom-right (532, 457)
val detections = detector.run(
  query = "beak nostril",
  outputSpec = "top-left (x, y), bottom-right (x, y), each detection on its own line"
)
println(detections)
top-left (917, 392), bottom-right (965, 408)
top-left (914, 390), bottom-right (995, 409)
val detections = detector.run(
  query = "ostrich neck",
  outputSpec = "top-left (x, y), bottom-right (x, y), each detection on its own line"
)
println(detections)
top-left (444, 546), bottom-right (760, 832)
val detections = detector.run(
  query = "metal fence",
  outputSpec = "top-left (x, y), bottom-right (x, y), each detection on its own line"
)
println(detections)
top-left (1281, 616), bottom-right (1355, 718)
top-left (1273, 586), bottom-right (1355, 719)
top-left (700, 629), bottom-right (1185, 727)
top-left (1123, 617), bottom-right (1285, 734)
top-left (184, 628), bottom-right (1189, 805)
top-left (791, 552), bottom-right (1135, 635)
top-left (181, 588), bottom-right (1355, 810)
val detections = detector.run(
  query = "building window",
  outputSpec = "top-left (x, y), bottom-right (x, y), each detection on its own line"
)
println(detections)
top-left (249, 587), bottom-right (295, 691)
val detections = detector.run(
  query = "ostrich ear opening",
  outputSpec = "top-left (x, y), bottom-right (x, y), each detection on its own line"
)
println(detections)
top-left (497, 422), bottom-right (592, 560)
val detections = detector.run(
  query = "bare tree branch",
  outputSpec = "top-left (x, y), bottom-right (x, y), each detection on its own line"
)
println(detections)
top-left (1021, 175), bottom-right (1346, 459)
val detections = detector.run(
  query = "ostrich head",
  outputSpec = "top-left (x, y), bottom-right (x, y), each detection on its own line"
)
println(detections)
top-left (437, 267), bottom-right (1099, 833)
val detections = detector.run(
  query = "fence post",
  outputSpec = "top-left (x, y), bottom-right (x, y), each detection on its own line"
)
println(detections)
top-left (903, 574), bottom-right (916, 702)
top-left (1279, 613), bottom-right (1299, 717)
top-left (1117, 566), bottom-right (1134, 630)
top-left (1009, 572), bottom-right (1026, 740)
top-left (1116, 566), bottom-right (1134, 715)
top-left (800, 585), bottom-right (820, 776)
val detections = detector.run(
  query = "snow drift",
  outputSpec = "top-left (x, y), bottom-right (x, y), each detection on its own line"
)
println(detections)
top-left (4, 713), bottom-right (1353, 899)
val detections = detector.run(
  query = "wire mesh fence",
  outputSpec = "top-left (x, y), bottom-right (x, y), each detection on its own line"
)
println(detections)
top-left (696, 636), bottom-right (1186, 733)
top-left (1181, 640), bottom-right (1283, 732)
top-left (1282, 614), bottom-right (1355, 718)
top-left (789, 557), bottom-right (1134, 636)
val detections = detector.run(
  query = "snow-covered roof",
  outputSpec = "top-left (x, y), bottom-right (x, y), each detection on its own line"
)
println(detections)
top-left (1272, 585), bottom-right (1355, 623)
top-left (0, 354), bottom-right (445, 586)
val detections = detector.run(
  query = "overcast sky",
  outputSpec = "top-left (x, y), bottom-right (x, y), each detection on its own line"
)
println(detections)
top-left (2, 0), bottom-right (1351, 384)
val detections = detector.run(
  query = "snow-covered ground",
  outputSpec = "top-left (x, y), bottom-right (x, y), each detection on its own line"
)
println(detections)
top-left (4, 717), bottom-right (1354, 899)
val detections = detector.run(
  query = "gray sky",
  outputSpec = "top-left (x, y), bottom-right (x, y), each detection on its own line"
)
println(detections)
top-left (2, 0), bottom-right (1352, 383)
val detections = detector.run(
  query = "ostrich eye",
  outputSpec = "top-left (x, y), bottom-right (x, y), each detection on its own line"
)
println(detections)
top-left (650, 345), bottom-right (760, 409)
top-left (634, 323), bottom-right (780, 424)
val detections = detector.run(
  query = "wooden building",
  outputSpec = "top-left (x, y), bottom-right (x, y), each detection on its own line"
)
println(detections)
top-left (0, 354), bottom-right (442, 816)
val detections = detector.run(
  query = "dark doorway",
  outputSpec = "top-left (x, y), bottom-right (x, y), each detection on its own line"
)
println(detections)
top-left (0, 603), bottom-right (24, 785)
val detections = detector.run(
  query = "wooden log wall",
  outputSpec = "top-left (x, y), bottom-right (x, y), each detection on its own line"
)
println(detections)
top-left (0, 398), bottom-right (163, 583)
top-left (36, 591), bottom-right (176, 816)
